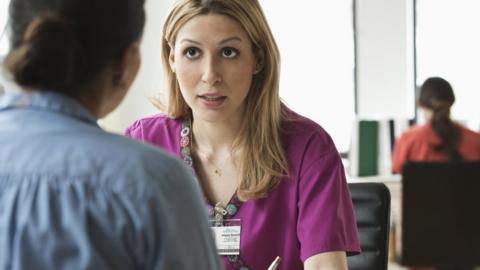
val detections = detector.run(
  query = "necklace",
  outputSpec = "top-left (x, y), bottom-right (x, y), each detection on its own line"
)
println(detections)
top-left (194, 145), bottom-right (230, 177)
top-left (180, 117), bottom-right (248, 270)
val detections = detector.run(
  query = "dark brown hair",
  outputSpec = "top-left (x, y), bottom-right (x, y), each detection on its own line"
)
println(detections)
top-left (419, 77), bottom-right (462, 160)
top-left (4, 0), bottom-right (145, 94)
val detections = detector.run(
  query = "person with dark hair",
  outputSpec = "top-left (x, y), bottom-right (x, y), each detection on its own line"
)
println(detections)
top-left (392, 77), bottom-right (480, 173)
top-left (0, 0), bottom-right (221, 269)
top-left (392, 78), bottom-right (480, 270)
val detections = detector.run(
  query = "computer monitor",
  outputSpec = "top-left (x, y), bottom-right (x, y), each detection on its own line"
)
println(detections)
top-left (401, 161), bottom-right (480, 268)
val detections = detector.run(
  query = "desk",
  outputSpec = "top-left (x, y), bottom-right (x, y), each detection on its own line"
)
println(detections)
top-left (347, 174), bottom-right (401, 183)
top-left (388, 262), bottom-right (408, 270)
top-left (347, 174), bottom-right (480, 270)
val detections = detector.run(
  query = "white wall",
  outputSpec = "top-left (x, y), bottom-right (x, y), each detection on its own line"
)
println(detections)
top-left (416, 0), bottom-right (480, 129)
top-left (261, 0), bottom-right (355, 153)
top-left (99, 0), bottom-right (419, 136)
top-left (104, 0), bottom-right (417, 136)
top-left (356, 0), bottom-right (415, 119)
top-left (0, 1), bottom-right (174, 117)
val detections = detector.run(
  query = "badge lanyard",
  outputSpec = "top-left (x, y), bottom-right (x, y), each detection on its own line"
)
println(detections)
top-left (179, 117), bottom-right (251, 269)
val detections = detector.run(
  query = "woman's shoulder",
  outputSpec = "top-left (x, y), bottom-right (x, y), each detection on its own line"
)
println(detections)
top-left (459, 124), bottom-right (480, 143)
top-left (126, 113), bottom-right (179, 132)
top-left (125, 114), bottom-right (182, 139)
top-left (458, 124), bottom-right (479, 134)
top-left (280, 106), bottom-right (336, 156)
top-left (398, 123), bottom-right (432, 142)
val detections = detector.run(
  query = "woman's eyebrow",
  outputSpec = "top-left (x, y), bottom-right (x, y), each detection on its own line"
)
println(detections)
top-left (179, 36), bottom-right (243, 46)
top-left (219, 36), bottom-right (243, 45)
top-left (179, 38), bottom-right (202, 45)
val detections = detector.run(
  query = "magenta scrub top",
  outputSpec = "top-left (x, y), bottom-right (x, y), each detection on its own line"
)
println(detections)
top-left (125, 107), bottom-right (360, 270)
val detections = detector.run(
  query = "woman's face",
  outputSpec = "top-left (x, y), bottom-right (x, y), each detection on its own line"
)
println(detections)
top-left (169, 14), bottom-right (257, 124)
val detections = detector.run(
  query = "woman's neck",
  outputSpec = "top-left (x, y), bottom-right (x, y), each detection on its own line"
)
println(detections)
top-left (422, 108), bottom-right (433, 122)
top-left (192, 117), bottom-right (243, 154)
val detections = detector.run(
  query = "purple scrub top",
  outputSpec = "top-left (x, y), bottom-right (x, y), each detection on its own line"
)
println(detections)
top-left (125, 106), bottom-right (360, 270)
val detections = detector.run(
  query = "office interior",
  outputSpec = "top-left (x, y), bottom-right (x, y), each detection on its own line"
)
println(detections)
top-left (1, 0), bottom-right (479, 269)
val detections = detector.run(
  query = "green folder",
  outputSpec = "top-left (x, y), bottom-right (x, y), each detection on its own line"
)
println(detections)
top-left (358, 120), bottom-right (378, 176)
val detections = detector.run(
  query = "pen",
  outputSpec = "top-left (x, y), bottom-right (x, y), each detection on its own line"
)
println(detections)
top-left (267, 256), bottom-right (281, 270)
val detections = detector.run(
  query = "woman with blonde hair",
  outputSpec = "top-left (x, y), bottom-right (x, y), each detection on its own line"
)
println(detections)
top-left (126, 0), bottom-right (360, 269)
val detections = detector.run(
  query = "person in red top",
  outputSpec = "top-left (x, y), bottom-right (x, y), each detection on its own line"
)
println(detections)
top-left (392, 77), bottom-right (480, 270)
top-left (392, 77), bottom-right (480, 174)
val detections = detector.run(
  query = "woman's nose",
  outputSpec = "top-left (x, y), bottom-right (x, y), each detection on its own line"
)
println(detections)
top-left (201, 57), bottom-right (222, 85)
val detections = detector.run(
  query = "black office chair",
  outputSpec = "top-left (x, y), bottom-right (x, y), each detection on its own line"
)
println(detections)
top-left (401, 162), bottom-right (480, 269)
top-left (347, 182), bottom-right (391, 270)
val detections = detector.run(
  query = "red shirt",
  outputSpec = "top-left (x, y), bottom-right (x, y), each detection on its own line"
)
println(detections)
top-left (391, 123), bottom-right (480, 173)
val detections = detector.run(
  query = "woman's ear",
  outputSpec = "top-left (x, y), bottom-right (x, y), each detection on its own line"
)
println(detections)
top-left (253, 48), bottom-right (265, 75)
top-left (113, 41), bottom-right (141, 89)
top-left (417, 99), bottom-right (425, 109)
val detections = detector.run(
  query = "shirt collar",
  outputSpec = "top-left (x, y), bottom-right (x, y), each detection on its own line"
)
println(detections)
top-left (0, 91), bottom-right (99, 126)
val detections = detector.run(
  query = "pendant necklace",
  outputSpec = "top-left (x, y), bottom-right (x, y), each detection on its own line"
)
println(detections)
top-left (194, 146), bottom-right (229, 177)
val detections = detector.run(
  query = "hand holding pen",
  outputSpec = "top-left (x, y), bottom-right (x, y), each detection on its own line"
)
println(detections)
top-left (267, 256), bottom-right (281, 270)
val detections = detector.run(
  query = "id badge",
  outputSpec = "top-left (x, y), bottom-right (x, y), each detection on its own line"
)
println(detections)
top-left (210, 219), bottom-right (241, 255)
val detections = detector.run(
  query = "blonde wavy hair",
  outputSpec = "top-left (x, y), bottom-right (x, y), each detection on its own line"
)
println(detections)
top-left (161, 0), bottom-right (287, 200)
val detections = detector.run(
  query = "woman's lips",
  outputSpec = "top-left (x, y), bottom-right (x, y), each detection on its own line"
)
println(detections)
top-left (198, 95), bottom-right (227, 108)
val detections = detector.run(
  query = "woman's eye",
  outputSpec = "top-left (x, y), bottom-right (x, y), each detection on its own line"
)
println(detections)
top-left (184, 47), bottom-right (200, 59)
top-left (222, 48), bottom-right (238, 59)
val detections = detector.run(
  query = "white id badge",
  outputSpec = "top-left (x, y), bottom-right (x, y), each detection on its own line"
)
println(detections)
top-left (210, 219), bottom-right (241, 255)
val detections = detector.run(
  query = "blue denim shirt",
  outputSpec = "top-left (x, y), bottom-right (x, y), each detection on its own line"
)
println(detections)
top-left (0, 92), bottom-right (221, 270)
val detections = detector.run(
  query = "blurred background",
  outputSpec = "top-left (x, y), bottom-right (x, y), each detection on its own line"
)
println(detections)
top-left (1, 0), bottom-right (479, 153)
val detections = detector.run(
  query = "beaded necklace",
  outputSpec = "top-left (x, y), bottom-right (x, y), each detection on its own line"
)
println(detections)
top-left (179, 117), bottom-right (250, 270)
